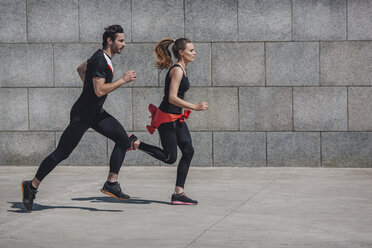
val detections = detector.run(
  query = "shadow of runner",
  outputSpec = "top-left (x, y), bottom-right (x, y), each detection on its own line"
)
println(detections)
top-left (71, 196), bottom-right (172, 205)
top-left (7, 202), bottom-right (123, 213)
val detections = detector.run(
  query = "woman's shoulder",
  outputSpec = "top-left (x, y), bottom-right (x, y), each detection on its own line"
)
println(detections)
top-left (169, 64), bottom-right (186, 78)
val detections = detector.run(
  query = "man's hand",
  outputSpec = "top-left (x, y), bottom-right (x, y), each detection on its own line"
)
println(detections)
top-left (122, 70), bottom-right (136, 84)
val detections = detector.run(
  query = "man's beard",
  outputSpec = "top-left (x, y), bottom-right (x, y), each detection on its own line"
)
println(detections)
top-left (111, 44), bottom-right (121, 54)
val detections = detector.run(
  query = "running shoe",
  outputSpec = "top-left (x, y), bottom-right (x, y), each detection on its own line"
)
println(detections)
top-left (101, 182), bottom-right (130, 200)
top-left (126, 133), bottom-right (138, 152)
top-left (171, 193), bottom-right (198, 205)
top-left (21, 180), bottom-right (38, 212)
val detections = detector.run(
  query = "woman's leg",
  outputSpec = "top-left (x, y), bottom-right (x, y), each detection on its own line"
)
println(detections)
top-left (170, 121), bottom-right (198, 205)
top-left (175, 121), bottom-right (194, 189)
top-left (137, 122), bottom-right (178, 165)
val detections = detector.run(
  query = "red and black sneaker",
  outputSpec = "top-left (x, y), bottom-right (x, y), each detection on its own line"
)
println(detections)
top-left (126, 133), bottom-right (138, 152)
top-left (171, 193), bottom-right (198, 205)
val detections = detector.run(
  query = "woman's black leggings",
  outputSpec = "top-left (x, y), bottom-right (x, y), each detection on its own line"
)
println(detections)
top-left (35, 109), bottom-right (130, 181)
top-left (138, 120), bottom-right (194, 188)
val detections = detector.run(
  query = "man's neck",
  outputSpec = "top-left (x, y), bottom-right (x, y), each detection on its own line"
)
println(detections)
top-left (102, 48), bottom-right (114, 59)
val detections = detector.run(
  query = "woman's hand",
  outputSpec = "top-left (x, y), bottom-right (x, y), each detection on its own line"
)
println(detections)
top-left (195, 102), bottom-right (208, 111)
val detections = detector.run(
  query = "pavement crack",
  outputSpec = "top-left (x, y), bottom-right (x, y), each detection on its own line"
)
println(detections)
top-left (184, 173), bottom-right (284, 248)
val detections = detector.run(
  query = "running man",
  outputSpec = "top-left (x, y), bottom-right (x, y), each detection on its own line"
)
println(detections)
top-left (21, 25), bottom-right (137, 212)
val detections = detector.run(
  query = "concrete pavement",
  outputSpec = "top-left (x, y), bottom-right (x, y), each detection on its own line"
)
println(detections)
top-left (1, 166), bottom-right (372, 248)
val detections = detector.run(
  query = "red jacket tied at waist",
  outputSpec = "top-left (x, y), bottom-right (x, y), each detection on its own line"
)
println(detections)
top-left (146, 104), bottom-right (191, 134)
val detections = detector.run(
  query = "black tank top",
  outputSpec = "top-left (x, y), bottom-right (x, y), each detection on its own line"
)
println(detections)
top-left (159, 64), bottom-right (190, 115)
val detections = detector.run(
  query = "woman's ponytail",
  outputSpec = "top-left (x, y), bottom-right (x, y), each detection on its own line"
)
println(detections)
top-left (154, 38), bottom-right (175, 69)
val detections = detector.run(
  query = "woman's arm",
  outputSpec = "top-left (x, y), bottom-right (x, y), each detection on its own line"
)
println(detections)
top-left (168, 67), bottom-right (208, 111)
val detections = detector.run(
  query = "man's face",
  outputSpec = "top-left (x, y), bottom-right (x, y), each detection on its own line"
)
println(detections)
top-left (110, 33), bottom-right (126, 54)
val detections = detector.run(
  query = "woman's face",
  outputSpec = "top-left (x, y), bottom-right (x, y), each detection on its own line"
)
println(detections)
top-left (181, 43), bottom-right (196, 63)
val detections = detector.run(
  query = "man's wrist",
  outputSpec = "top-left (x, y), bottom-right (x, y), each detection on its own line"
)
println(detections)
top-left (120, 78), bottom-right (126, 85)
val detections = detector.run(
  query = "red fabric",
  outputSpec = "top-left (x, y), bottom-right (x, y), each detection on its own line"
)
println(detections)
top-left (107, 64), bottom-right (113, 73)
top-left (146, 104), bottom-right (191, 134)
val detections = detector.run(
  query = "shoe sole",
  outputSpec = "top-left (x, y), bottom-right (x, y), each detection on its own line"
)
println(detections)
top-left (21, 180), bottom-right (32, 213)
top-left (100, 189), bottom-right (130, 201)
top-left (171, 201), bottom-right (197, 205)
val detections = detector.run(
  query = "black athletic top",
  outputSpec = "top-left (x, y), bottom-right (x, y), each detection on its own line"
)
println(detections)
top-left (72, 49), bottom-right (114, 118)
top-left (159, 64), bottom-right (190, 115)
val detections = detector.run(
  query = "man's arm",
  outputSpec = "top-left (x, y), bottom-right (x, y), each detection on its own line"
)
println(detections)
top-left (93, 70), bottom-right (136, 97)
top-left (77, 61), bottom-right (88, 83)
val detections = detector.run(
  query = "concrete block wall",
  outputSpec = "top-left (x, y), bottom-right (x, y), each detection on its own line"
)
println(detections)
top-left (1, 0), bottom-right (372, 167)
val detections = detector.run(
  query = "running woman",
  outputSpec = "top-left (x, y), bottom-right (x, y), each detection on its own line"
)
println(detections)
top-left (132, 38), bottom-right (208, 205)
top-left (21, 25), bottom-right (138, 212)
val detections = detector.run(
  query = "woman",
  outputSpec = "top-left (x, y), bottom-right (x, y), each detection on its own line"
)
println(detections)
top-left (132, 38), bottom-right (208, 205)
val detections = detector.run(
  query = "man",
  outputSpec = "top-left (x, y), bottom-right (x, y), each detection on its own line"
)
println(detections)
top-left (21, 24), bottom-right (138, 212)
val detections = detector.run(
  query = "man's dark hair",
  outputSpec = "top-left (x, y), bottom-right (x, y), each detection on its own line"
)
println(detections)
top-left (102, 25), bottom-right (124, 49)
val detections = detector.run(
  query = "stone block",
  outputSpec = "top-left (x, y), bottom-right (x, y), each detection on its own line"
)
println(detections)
top-left (212, 43), bottom-right (264, 86)
top-left (159, 69), bottom-right (167, 87)
top-left (348, 87), bottom-right (372, 131)
top-left (348, 0), bottom-right (372, 40)
top-left (79, 0), bottom-right (131, 42)
top-left (0, 0), bottom-right (26, 43)
top-left (293, 87), bottom-right (347, 131)
top-left (29, 88), bottom-right (81, 131)
top-left (213, 132), bottom-right (266, 167)
top-left (56, 131), bottom-right (107, 166)
top-left (109, 132), bottom-right (160, 166)
top-left (293, 0), bottom-right (346, 40)
top-left (322, 132), bottom-right (372, 167)
top-left (0, 132), bottom-right (55, 165)
top-left (0, 89), bottom-right (28, 130)
top-left (266, 42), bottom-right (319, 86)
top-left (132, 88), bottom-right (164, 131)
top-left (186, 88), bottom-right (239, 131)
top-left (54, 43), bottom-right (99, 87)
top-left (186, 43), bottom-right (212, 87)
top-left (267, 132), bottom-right (320, 167)
top-left (185, 0), bottom-right (238, 41)
top-left (0, 44), bottom-right (53, 87)
top-left (190, 132), bottom-right (213, 167)
top-left (238, 0), bottom-right (291, 41)
top-left (239, 87), bottom-right (292, 131)
top-left (112, 43), bottom-right (158, 87)
top-left (27, 0), bottom-right (78, 43)
top-left (132, 0), bottom-right (183, 42)
top-left (321, 42), bottom-right (372, 86)
top-left (103, 88), bottom-right (132, 131)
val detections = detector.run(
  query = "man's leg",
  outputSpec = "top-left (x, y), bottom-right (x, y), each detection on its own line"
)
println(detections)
top-left (22, 116), bottom-right (88, 212)
top-left (91, 110), bottom-right (131, 200)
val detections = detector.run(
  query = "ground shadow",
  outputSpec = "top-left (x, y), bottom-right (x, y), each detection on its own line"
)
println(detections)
top-left (7, 202), bottom-right (123, 213)
top-left (71, 196), bottom-right (172, 205)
